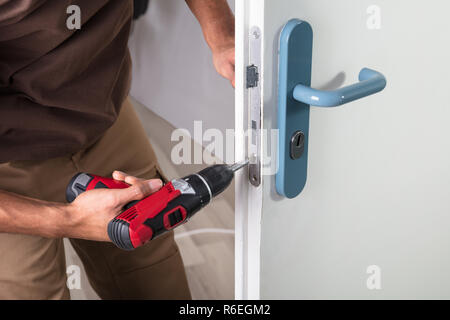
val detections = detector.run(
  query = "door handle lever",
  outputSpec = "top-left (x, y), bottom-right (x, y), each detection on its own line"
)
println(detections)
top-left (276, 19), bottom-right (387, 198)
top-left (293, 68), bottom-right (386, 107)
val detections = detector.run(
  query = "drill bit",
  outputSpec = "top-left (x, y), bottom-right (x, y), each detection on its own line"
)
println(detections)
top-left (228, 159), bottom-right (249, 172)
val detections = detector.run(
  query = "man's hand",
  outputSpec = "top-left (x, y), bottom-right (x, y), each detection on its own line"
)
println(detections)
top-left (212, 43), bottom-right (235, 87)
top-left (0, 172), bottom-right (162, 242)
top-left (186, 0), bottom-right (235, 87)
top-left (67, 171), bottom-right (162, 242)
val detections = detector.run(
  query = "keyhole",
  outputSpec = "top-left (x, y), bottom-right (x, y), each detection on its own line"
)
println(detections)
top-left (290, 131), bottom-right (305, 160)
top-left (296, 134), bottom-right (303, 147)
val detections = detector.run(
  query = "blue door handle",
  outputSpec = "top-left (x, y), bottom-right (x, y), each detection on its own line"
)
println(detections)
top-left (276, 19), bottom-right (387, 199)
top-left (293, 68), bottom-right (387, 107)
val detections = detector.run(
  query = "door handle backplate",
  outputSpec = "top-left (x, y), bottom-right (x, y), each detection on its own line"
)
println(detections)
top-left (276, 19), bottom-right (387, 198)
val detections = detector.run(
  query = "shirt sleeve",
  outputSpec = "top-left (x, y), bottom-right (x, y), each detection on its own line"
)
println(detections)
top-left (0, 0), bottom-right (46, 26)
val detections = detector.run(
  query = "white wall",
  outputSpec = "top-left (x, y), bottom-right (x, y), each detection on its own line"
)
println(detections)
top-left (128, 0), bottom-right (235, 150)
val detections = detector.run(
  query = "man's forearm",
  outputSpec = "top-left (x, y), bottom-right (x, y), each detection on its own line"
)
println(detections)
top-left (0, 190), bottom-right (72, 238)
top-left (185, 0), bottom-right (234, 52)
top-left (0, 173), bottom-right (164, 242)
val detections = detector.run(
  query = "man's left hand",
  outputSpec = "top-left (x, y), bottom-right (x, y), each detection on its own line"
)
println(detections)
top-left (185, 0), bottom-right (235, 87)
top-left (212, 43), bottom-right (235, 88)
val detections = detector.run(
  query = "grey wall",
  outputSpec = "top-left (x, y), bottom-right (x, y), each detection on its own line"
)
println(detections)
top-left (128, 0), bottom-right (235, 150)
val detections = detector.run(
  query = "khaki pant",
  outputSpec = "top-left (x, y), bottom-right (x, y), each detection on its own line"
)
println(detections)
top-left (0, 99), bottom-right (191, 299)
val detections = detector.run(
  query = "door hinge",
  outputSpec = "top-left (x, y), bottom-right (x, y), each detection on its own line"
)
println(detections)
top-left (246, 64), bottom-right (259, 88)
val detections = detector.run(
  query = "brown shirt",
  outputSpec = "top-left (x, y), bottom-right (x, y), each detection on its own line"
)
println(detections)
top-left (0, 0), bottom-right (133, 162)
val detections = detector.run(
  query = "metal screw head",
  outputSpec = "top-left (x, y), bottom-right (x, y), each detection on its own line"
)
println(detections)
top-left (251, 29), bottom-right (260, 39)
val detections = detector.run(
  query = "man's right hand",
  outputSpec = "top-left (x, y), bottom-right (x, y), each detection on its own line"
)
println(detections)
top-left (0, 172), bottom-right (162, 242)
top-left (66, 172), bottom-right (163, 242)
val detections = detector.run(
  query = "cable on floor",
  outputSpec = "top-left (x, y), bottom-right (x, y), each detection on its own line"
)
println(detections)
top-left (174, 228), bottom-right (235, 240)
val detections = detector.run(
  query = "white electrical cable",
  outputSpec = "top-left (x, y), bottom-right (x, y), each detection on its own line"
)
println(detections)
top-left (174, 228), bottom-right (235, 240)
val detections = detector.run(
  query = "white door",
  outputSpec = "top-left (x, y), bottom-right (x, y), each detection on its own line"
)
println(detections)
top-left (235, 0), bottom-right (450, 299)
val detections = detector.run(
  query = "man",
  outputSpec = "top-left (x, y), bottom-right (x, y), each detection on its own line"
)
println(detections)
top-left (0, 0), bottom-right (235, 299)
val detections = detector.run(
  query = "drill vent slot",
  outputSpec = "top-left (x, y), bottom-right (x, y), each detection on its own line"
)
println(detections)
top-left (119, 207), bottom-right (138, 221)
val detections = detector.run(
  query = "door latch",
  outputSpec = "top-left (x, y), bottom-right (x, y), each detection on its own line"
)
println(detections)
top-left (246, 64), bottom-right (259, 88)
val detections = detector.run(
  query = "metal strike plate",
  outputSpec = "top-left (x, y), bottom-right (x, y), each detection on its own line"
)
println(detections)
top-left (248, 26), bottom-right (262, 187)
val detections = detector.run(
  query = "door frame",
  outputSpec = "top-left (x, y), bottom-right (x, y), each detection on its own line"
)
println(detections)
top-left (235, 0), bottom-right (264, 300)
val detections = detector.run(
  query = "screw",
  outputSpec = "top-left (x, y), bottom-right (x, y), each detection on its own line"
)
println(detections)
top-left (252, 29), bottom-right (260, 39)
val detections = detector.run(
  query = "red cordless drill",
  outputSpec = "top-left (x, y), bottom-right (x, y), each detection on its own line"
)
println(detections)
top-left (66, 160), bottom-right (248, 250)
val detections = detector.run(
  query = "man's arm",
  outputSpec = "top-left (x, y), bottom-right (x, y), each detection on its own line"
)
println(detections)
top-left (185, 0), bottom-right (235, 87)
top-left (0, 190), bottom-right (72, 238)
top-left (0, 172), bottom-right (162, 241)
